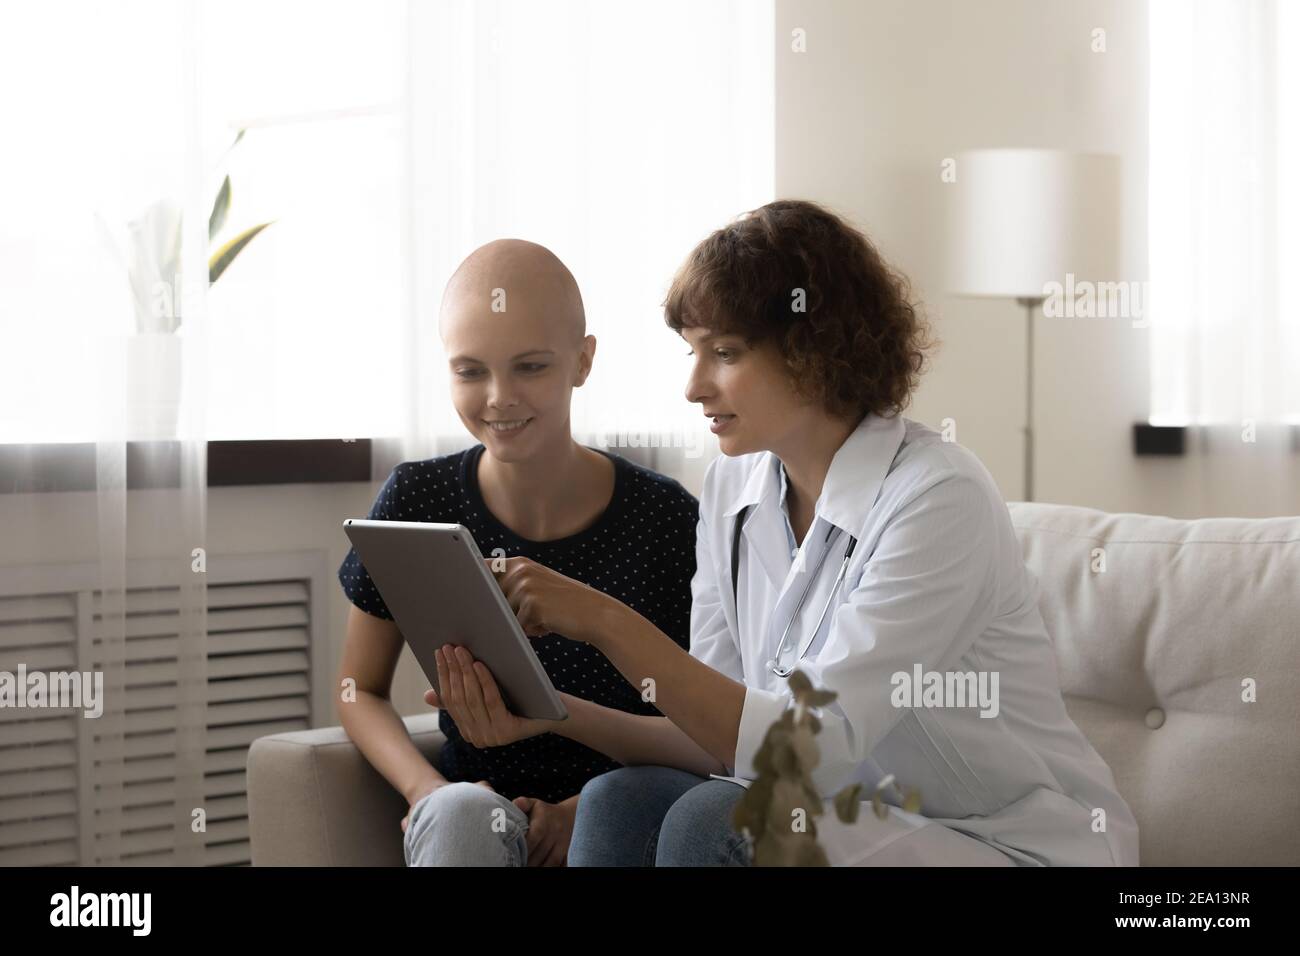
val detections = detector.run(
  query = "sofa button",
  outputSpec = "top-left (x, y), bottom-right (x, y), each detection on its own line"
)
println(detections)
top-left (1144, 707), bottom-right (1166, 730)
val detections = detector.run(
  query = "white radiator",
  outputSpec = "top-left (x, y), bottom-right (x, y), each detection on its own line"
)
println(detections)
top-left (0, 550), bottom-right (329, 866)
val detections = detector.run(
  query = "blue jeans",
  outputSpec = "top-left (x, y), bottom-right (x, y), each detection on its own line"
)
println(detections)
top-left (568, 765), bottom-right (751, 866)
top-left (403, 781), bottom-right (530, 867)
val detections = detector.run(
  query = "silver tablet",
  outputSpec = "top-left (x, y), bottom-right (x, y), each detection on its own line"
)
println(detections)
top-left (343, 519), bottom-right (567, 722)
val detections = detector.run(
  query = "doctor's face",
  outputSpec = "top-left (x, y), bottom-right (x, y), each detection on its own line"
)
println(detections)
top-left (681, 326), bottom-right (816, 457)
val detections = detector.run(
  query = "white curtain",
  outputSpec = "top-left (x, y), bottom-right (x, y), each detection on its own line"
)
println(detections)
top-left (1148, 0), bottom-right (1300, 430)
top-left (394, 0), bottom-right (774, 489)
top-left (1, 0), bottom-right (209, 864)
top-left (0, 0), bottom-right (770, 864)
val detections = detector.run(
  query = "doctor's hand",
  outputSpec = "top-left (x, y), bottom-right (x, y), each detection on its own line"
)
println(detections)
top-left (487, 556), bottom-right (620, 646)
top-left (424, 644), bottom-right (552, 748)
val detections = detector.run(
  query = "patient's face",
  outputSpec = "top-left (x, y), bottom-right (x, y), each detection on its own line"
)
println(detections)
top-left (440, 282), bottom-right (592, 464)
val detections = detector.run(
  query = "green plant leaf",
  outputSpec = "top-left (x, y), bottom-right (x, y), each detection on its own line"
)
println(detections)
top-left (871, 790), bottom-right (888, 819)
top-left (803, 689), bottom-right (837, 707)
top-left (209, 221), bottom-right (273, 284)
top-left (788, 669), bottom-right (837, 707)
top-left (834, 783), bottom-right (862, 823)
top-left (801, 782), bottom-right (822, 811)
top-left (209, 176), bottom-right (231, 240)
top-left (902, 788), bottom-right (922, 814)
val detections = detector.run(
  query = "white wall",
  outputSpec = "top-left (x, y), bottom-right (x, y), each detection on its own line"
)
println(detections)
top-left (774, 0), bottom-right (1300, 518)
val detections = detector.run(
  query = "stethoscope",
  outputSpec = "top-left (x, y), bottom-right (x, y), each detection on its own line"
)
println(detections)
top-left (732, 505), bottom-right (858, 677)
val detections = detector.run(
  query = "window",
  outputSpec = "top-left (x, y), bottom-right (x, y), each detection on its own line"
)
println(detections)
top-left (0, 0), bottom-right (774, 445)
top-left (1148, 0), bottom-right (1300, 427)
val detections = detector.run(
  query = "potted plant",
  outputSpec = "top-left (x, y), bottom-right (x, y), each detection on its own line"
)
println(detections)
top-left (99, 129), bottom-right (273, 439)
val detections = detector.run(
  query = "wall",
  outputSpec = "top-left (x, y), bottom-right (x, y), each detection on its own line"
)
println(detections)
top-left (774, 0), bottom-right (1300, 518)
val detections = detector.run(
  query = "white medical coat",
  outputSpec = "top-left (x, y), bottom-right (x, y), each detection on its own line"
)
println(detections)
top-left (689, 412), bottom-right (1140, 866)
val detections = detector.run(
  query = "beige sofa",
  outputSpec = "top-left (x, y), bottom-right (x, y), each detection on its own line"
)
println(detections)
top-left (247, 501), bottom-right (1300, 866)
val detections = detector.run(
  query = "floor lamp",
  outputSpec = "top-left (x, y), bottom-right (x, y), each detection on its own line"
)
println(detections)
top-left (947, 149), bottom-right (1120, 502)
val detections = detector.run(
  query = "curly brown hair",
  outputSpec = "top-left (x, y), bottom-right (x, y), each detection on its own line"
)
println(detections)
top-left (663, 199), bottom-right (936, 420)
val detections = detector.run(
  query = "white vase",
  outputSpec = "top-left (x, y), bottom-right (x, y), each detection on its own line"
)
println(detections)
top-left (125, 331), bottom-right (183, 441)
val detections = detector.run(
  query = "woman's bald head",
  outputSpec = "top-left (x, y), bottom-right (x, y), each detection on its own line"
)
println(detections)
top-left (438, 239), bottom-right (597, 461)
top-left (439, 238), bottom-right (585, 343)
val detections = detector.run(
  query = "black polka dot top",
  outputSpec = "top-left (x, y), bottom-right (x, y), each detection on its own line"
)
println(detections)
top-left (337, 444), bottom-right (699, 803)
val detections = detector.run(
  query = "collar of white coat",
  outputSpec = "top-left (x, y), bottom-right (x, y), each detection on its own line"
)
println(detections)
top-left (721, 411), bottom-right (907, 536)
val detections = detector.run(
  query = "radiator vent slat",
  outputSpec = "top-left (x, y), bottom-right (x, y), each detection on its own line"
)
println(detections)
top-left (0, 556), bottom-right (320, 867)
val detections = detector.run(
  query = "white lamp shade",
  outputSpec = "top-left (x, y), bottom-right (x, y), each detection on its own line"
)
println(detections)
top-left (946, 149), bottom-right (1122, 298)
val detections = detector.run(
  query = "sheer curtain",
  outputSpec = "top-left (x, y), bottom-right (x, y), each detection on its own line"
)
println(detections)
top-left (1148, 0), bottom-right (1300, 438)
top-left (1, 0), bottom-right (209, 864)
top-left (393, 0), bottom-right (775, 490)
top-left (0, 0), bottom-right (771, 864)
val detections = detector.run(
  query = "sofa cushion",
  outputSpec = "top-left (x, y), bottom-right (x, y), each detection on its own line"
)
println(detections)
top-left (247, 712), bottom-right (445, 866)
top-left (1008, 502), bottom-right (1300, 865)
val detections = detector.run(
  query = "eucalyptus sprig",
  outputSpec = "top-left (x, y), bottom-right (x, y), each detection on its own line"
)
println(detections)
top-left (732, 669), bottom-right (921, 866)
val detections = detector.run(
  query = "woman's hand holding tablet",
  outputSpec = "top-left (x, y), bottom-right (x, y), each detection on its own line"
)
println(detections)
top-left (426, 644), bottom-right (555, 748)
top-left (429, 556), bottom-right (631, 750)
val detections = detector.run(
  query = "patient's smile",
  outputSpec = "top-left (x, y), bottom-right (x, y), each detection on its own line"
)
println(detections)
top-left (485, 417), bottom-right (534, 433)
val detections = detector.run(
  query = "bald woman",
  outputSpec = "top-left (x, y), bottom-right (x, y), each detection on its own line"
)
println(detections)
top-left (335, 240), bottom-right (701, 866)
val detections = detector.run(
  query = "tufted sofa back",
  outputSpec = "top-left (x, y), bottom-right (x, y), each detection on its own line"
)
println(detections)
top-left (1007, 501), bottom-right (1300, 865)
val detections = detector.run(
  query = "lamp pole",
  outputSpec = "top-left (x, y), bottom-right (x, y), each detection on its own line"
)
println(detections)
top-left (1014, 295), bottom-right (1045, 502)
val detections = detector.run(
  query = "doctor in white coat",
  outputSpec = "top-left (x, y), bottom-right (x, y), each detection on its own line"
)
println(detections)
top-left (427, 199), bottom-right (1140, 867)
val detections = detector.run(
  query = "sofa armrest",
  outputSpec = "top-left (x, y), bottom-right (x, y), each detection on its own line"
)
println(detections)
top-left (247, 712), bottom-right (445, 866)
